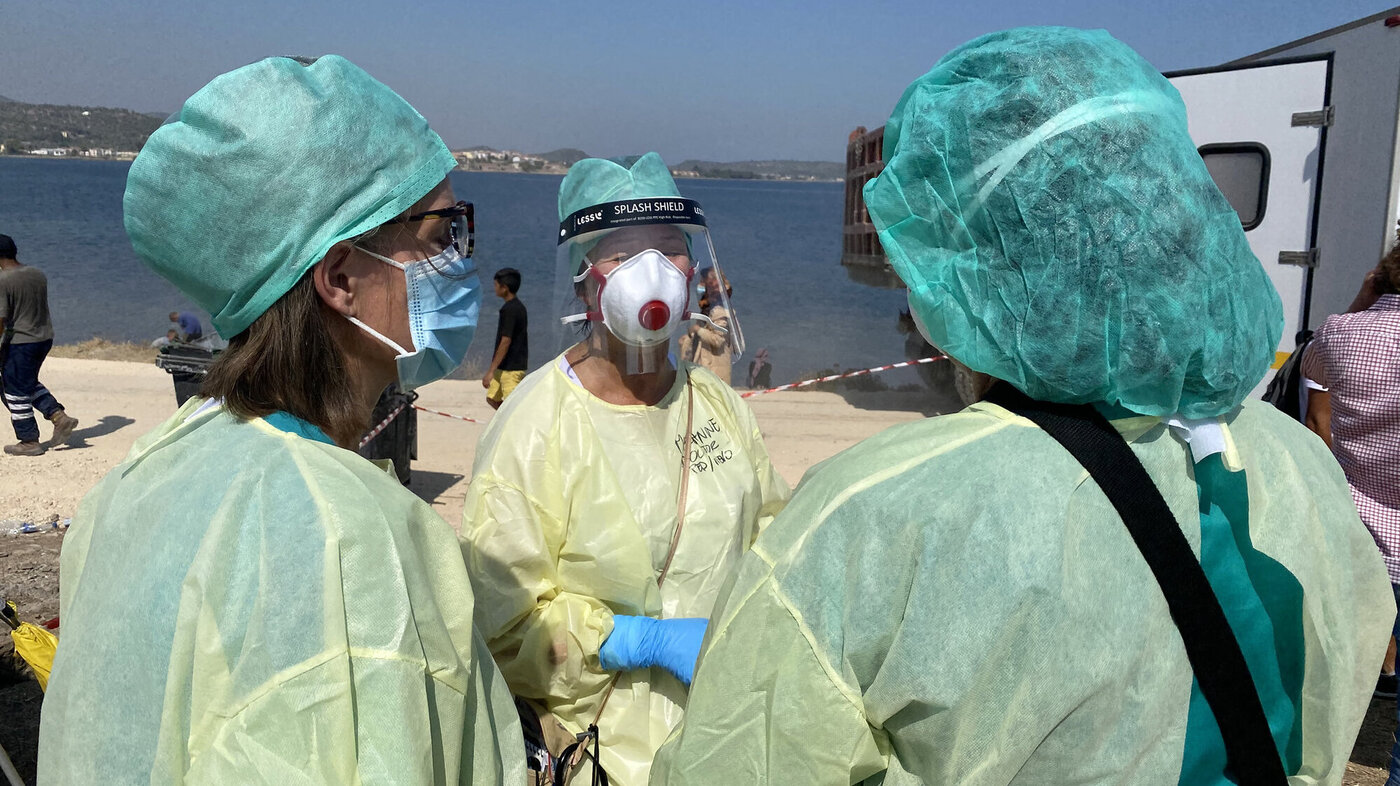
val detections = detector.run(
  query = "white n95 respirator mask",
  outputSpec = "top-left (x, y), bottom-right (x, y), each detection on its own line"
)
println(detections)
top-left (563, 249), bottom-right (693, 347)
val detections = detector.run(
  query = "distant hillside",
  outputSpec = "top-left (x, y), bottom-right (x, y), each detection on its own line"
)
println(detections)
top-left (534, 148), bottom-right (588, 165)
top-left (453, 145), bottom-right (843, 181)
top-left (0, 100), bottom-right (159, 153)
top-left (0, 95), bottom-right (13, 103)
top-left (674, 159), bottom-right (843, 181)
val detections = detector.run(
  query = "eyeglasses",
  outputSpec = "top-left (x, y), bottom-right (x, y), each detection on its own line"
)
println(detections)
top-left (395, 200), bottom-right (474, 257)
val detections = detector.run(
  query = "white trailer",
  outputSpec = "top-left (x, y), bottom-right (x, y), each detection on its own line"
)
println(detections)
top-left (1167, 7), bottom-right (1400, 368)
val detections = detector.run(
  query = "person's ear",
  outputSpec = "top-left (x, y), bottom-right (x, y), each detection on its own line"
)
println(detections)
top-left (313, 244), bottom-right (357, 317)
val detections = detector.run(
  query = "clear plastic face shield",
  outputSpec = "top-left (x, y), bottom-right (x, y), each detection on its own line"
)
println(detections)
top-left (555, 197), bottom-right (743, 376)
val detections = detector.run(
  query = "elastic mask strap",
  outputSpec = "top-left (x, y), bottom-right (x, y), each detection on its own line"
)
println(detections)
top-left (685, 311), bottom-right (728, 335)
top-left (573, 262), bottom-right (610, 288)
top-left (355, 246), bottom-right (408, 271)
top-left (346, 315), bottom-right (412, 357)
top-left (561, 263), bottom-right (608, 324)
top-left (347, 247), bottom-right (417, 355)
top-left (560, 312), bottom-right (602, 325)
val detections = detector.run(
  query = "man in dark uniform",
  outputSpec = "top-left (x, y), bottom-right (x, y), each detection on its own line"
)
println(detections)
top-left (0, 234), bottom-right (79, 455)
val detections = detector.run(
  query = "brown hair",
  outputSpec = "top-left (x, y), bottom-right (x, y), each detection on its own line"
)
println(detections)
top-left (200, 271), bottom-right (366, 446)
top-left (1381, 242), bottom-right (1400, 295)
top-left (196, 186), bottom-right (465, 446)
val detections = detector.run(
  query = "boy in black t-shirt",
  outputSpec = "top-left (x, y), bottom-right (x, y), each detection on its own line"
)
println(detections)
top-left (483, 267), bottom-right (528, 409)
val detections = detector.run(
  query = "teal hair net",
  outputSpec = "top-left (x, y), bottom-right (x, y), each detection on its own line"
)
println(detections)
top-left (864, 27), bottom-right (1283, 419)
top-left (124, 55), bottom-right (458, 338)
top-left (558, 153), bottom-right (684, 272)
top-left (558, 152), bottom-right (682, 220)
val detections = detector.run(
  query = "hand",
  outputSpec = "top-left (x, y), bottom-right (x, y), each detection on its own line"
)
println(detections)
top-left (1362, 268), bottom-right (1384, 297)
top-left (1348, 267), bottom-right (1386, 313)
top-left (481, 371), bottom-right (493, 389)
top-left (599, 615), bottom-right (708, 686)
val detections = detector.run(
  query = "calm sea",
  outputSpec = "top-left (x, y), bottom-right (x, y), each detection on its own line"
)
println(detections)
top-left (0, 158), bottom-right (918, 386)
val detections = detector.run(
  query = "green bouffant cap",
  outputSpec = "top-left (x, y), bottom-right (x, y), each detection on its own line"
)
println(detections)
top-left (124, 55), bottom-right (457, 337)
top-left (865, 27), bottom-right (1282, 418)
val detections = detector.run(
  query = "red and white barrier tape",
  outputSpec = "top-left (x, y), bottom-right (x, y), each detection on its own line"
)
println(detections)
top-left (360, 356), bottom-right (945, 442)
top-left (358, 401), bottom-right (411, 449)
top-left (740, 355), bottom-right (946, 398)
top-left (412, 404), bottom-right (484, 424)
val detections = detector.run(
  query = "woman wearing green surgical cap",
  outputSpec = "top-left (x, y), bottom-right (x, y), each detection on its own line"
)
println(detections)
top-left (38, 56), bottom-right (525, 784)
top-left (653, 28), bottom-right (1391, 785)
top-left (459, 153), bottom-right (789, 785)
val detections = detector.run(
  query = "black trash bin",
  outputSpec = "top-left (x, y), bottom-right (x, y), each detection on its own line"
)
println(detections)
top-left (359, 386), bottom-right (417, 485)
top-left (154, 345), bottom-right (218, 406)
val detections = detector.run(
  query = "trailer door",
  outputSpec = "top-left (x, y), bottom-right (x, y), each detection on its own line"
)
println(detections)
top-left (1169, 57), bottom-right (1331, 375)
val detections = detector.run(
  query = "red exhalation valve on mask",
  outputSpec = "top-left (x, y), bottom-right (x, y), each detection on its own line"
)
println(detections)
top-left (638, 300), bottom-right (671, 331)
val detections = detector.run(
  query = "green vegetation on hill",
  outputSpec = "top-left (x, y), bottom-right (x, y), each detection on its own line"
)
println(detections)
top-left (533, 148), bottom-right (589, 165)
top-left (0, 100), bottom-right (160, 154)
top-left (675, 159), bottom-right (843, 181)
top-left (452, 145), bottom-right (841, 181)
top-left (0, 94), bottom-right (844, 178)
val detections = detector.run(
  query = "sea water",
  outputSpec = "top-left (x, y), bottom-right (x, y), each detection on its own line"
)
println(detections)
top-left (0, 158), bottom-right (918, 387)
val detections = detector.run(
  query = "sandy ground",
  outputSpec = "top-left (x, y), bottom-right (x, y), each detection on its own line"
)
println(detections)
top-left (0, 356), bottom-right (940, 781)
top-left (0, 357), bottom-right (1392, 783)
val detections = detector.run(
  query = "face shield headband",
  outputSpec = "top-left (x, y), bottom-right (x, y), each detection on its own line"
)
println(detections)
top-left (558, 196), bottom-right (730, 334)
top-left (559, 197), bottom-right (709, 267)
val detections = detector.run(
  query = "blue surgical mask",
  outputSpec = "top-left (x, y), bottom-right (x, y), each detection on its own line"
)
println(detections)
top-left (348, 244), bottom-right (480, 391)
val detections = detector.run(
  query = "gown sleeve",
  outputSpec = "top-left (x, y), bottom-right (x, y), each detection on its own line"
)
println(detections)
top-left (461, 472), bottom-right (616, 712)
top-left (651, 560), bottom-right (885, 785)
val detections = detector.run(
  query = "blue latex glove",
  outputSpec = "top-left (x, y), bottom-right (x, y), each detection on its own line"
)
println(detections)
top-left (598, 615), bottom-right (708, 686)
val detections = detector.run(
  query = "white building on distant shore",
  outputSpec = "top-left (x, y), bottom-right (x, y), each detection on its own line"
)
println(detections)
top-left (9, 147), bottom-right (139, 160)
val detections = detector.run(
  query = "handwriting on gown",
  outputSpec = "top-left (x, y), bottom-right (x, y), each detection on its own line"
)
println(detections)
top-left (673, 417), bottom-right (735, 473)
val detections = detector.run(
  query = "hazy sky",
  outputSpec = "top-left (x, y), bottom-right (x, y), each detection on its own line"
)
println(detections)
top-left (2, 1), bottom-right (1393, 162)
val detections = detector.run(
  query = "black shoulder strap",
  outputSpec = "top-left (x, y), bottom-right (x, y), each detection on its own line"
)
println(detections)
top-left (984, 384), bottom-right (1286, 785)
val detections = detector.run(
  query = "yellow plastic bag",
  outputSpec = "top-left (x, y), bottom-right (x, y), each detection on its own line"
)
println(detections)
top-left (4, 601), bottom-right (57, 691)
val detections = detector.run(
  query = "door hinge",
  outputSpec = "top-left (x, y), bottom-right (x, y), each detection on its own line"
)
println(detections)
top-left (1291, 106), bottom-right (1335, 127)
top-left (1278, 249), bottom-right (1320, 267)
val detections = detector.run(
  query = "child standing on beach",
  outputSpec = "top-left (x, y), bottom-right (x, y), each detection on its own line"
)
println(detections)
top-left (483, 267), bottom-right (527, 409)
